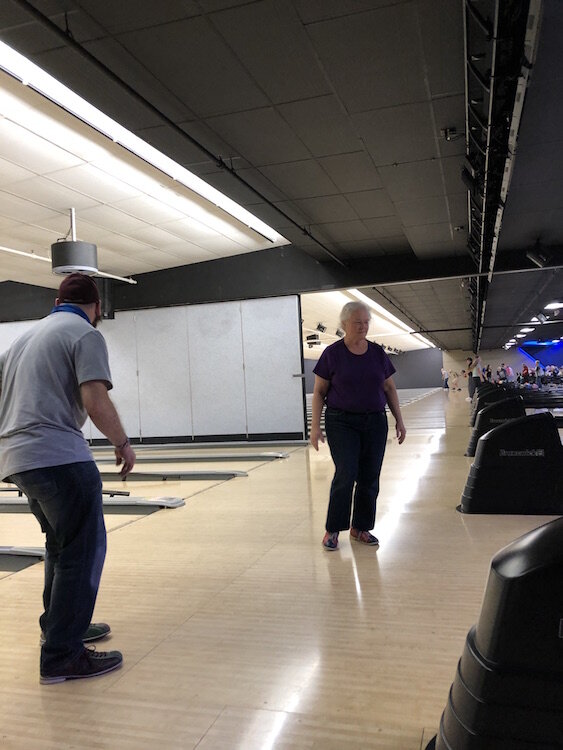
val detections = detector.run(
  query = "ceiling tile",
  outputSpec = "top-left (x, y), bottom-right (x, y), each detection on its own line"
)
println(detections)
top-left (5, 176), bottom-right (98, 212)
top-left (353, 102), bottom-right (437, 165)
top-left (278, 96), bottom-right (361, 157)
top-left (293, 0), bottom-right (394, 24)
top-left (363, 216), bottom-right (404, 237)
top-left (116, 17), bottom-right (269, 117)
top-left (376, 236), bottom-right (413, 254)
top-left (205, 108), bottom-right (310, 165)
top-left (113, 196), bottom-right (186, 224)
top-left (257, 160), bottom-right (338, 200)
top-left (0, 157), bottom-right (36, 185)
top-left (76, 0), bottom-right (199, 34)
top-left (289, 195), bottom-right (358, 223)
top-left (418, 0), bottom-right (465, 97)
top-left (77, 205), bottom-right (153, 234)
top-left (345, 190), bottom-right (395, 219)
top-left (318, 152), bottom-right (382, 192)
top-left (47, 164), bottom-right (140, 205)
top-left (306, 4), bottom-right (427, 113)
top-left (0, 119), bottom-right (83, 174)
top-left (395, 195), bottom-right (450, 227)
top-left (0, 192), bottom-right (64, 223)
top-left (378, 160), bottom-right (444, 202)
top-left (311, 220), bottom-right (372, 242)
top-left (210, 0), bottom-right (331, 103)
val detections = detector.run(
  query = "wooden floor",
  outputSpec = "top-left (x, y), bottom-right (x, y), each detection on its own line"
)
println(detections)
top-left (0, 389), bottom-right (557, 749)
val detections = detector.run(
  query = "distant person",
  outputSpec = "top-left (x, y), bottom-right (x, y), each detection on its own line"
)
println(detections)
top-left (0, 274), bottom-right (136, 684)
top-left (534, 359), bottom-right (544, 389)
top-left (505, 363), bottom-right (515, 385)
top-left (310, 301), bottom-right (406, 551)
top-left (450, 371), bottom-right (461, 390)
top-left (441, 367), bottom-right (449, 389)
top-left (465, 355), bottom-right (482, 401)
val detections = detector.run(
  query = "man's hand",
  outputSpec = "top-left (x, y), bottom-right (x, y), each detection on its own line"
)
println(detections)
top-left (115, 442), bottom-right (136, 478)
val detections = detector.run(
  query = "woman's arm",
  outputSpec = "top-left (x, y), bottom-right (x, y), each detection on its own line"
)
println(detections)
top-left (310, 375), bottom-right (330, 451)
top-left (383, 376), bottom-right (406, 444)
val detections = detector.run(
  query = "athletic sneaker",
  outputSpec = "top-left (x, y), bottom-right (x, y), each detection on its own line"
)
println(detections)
top-left (40, 622), bottom-right (110, 646)
top-left (350, 528), bottom-right (379, 546)
top-left (322, 531), bottom-right (339, 550)
top-left (40, 647), bottom-right (123, 684)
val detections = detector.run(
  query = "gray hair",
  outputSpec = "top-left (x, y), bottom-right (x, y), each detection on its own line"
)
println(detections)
top-left (340, 301), bottom-right (371, 326)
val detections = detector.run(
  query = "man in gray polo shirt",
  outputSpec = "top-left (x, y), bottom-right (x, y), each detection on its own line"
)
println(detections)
top-left (0, 273), bottom-right (136, 684)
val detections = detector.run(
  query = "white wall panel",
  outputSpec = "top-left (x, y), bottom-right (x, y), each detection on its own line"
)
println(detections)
top-left (187, 301), bottom-right (247, 436)
top-left (241, 297), bottom-right (305, 436)
top-left (90, 312), bottom-right (140, 439)
top-left (1, 294), bottom-right (306, 442)
top-left (134, 307), bottom-right (192, 438)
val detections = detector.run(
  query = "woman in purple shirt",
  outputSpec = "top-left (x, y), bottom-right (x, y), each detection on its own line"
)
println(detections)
top-left (310, 301), bottom-right (406, 550)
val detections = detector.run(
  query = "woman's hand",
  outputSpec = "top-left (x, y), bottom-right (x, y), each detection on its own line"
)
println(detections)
top-left (395, 421), bottom-right (406, 445)
top-left (309, 425), bottom-right (325, 451)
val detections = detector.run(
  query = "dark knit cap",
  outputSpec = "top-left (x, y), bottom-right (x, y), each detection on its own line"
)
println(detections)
top-left (58, 273), bottom-right (100, 304)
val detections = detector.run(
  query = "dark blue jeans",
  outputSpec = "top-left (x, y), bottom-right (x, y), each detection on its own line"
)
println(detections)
top-left (8, 461), bottom-right (106, 671)
top-left (324, 408), bottom-right (388, 533)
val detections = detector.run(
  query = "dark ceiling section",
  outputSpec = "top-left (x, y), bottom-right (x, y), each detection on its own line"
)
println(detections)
top-left (0, 0), bottom-right (561, 352)
top-left (370, 278), bottom-right (474, 352)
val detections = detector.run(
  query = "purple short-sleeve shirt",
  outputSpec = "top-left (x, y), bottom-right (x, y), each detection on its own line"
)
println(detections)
top-left (313, 339), bottom-right (396, 412)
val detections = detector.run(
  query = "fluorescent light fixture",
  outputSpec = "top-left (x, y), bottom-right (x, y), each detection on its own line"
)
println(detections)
top-left (551, 339), bottom-right (559, 344)
top-left (544, 302), bottom-right (563, 310)
top-left (519, 327), bottom-right (535, 333)
top-left (515, 333), bottom-right (526, 338)
top-left (0, 41), bottom-right (286, 245)
top-left (348, 289), bottom-right (436, 348)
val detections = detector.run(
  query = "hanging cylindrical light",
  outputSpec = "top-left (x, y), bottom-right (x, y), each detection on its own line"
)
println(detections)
top-left (51, 240), bottom-right (98, 275)
top-left (51, 208), bottom-right (98, 275)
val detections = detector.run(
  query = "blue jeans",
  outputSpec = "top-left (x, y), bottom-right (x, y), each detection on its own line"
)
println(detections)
top-left (8, 461), bottom-right (106, 671)
top-left (324, 408), bottom-right (388, 533)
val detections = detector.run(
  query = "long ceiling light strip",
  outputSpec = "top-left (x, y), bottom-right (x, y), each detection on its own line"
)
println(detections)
top-left (348, 289), bottom-right (436, 348)
top-left (0, 41), bottom-right (283, 244)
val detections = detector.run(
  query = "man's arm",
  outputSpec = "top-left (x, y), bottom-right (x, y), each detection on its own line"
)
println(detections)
top-left (80, 380), bottom-right (136, 477)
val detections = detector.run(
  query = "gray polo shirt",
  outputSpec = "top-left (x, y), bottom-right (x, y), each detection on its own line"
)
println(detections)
top-left (0, 309), bottom-right (112, 481)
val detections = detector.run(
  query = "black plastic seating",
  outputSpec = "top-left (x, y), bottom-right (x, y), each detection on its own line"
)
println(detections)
top-left (426, 517), bottom-right (563, 749)
top-left (460, 412), bottom-right (563, 514)
top-left (465, 396), bottom-right (525, 457)
top-left (470, 386), bottom-right (508, 426)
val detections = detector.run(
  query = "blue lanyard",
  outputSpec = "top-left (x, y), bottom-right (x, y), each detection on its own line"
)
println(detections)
top-left (50, 304), bottom-right (92, 325)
